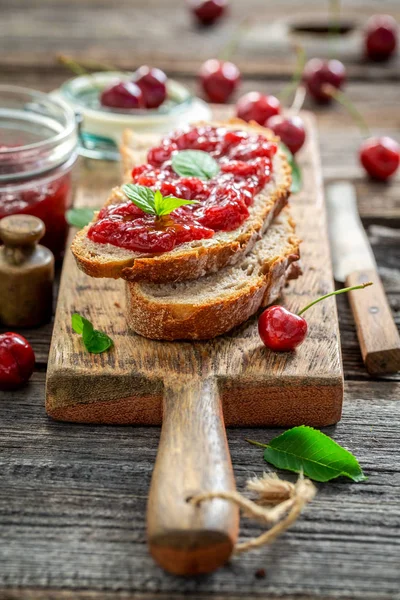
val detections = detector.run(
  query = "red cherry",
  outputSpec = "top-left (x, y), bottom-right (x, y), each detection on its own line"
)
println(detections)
top-left (258, 306), bottom-right (308, 352)
top-left (199, 59), bottom-right (241, 103)
top-left (134, 66), bottom-right (167, 109)
top-left (100, 81), bottom-right (145, 110)
top-left (303, 58), bottom-right (346, 104)
top-left (188, 0), bottom-right (228, 26)
top-left (0, 332), bottom-right (35, 390)
top-left (359, 136), bottom-right (400, 180)
top-left (365, 14), bottom-right (397, 62)
top-left (236, 92), bottom-right (281, 125)
top-left (266, 115), bottom-right (306, 155)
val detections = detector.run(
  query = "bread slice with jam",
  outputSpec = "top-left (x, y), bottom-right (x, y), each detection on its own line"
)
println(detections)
top-left (125, 209), bottom-right (300, 340)
top-left (71, 120), bottom-right (292, 284)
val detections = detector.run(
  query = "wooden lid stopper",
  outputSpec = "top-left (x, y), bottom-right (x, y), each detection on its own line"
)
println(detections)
top-left (0, 214), bottom-right (45, 247)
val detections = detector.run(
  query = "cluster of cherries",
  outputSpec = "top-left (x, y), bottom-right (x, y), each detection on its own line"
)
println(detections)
top-left (100, 65), bottom-right (168, 110)
top-left (195, 11), bottom-right (399, 181)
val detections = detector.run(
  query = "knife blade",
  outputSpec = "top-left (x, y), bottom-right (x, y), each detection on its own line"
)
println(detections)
top-left (326, 182), bottom-right (376, 282)
top-left (326, 181), bottom-right (400, 376)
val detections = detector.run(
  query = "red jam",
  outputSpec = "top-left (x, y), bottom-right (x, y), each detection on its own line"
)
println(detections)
top-left (0, 170), bottom-right (73, 260)
top-left (89, 125), bottom-right (278, 254)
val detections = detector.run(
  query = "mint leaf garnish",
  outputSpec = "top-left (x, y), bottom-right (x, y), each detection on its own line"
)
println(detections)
top-left (172, 150), bottom-right (220, 180)
top-left (67, 208), bottom-right (96, 229)
top-left (279, 143), bottom-right (302, 194)
top-left (248, 426), bottom-right (367, 483)
top-left (71, 313), bottom-right (113, 354)
top-left (122, 184), bottom-right (197, 217)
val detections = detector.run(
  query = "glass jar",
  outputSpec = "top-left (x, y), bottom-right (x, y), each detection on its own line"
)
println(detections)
top-left (0, 85), bottom-right (78, 259)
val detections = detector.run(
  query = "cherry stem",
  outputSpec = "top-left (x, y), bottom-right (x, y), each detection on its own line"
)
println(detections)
top-left (218, 17), bottom-right (251, 62)
top-left (297, 282), bottom-right (373, 317)
top-left (246, 439), bottom-right (268, 449)
top-left (290, 84), bottom-right (306, 113)
top-left (57, 54), bottom-right (88, 76)
top-left (322, 84), bottom-right (371, 136)
top-left (57, 54), bottom-right (120, 75)
top-left (328, 0), bottom-right (341, 43)
top-left (278, 45), bottom-right (306, 104)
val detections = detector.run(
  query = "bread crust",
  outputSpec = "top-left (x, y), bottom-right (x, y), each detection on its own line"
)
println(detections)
top-left (71, 119), bottom-right (292, 283)
top-left (125, 214), bottom-right (300, 340)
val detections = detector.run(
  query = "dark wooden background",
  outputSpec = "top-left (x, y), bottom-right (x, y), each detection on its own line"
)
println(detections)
top-left (0, 1), bottom-right (399, 599)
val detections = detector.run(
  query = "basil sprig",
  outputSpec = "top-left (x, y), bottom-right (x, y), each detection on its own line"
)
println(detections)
top-left (122, 184), bottom-right (197, 217)
top-left (279, 142), bottom-right (302, 194)
top-left (71, 313), bottom-right (113, 354)
top-left (172, 150), bottom-right (220, 180)
top-left (67, 207), bottom-right (96, 229)
top-left (248, 426), bottom-right (367, 483)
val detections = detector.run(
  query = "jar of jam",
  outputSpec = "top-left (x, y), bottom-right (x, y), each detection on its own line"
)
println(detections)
top-left (0, 85), bottom-right (78, 259)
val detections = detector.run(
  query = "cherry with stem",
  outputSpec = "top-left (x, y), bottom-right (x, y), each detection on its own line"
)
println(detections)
top-left (258, 282), bottom-right (373, 352)
top-left (322, 83), bottom-right (400, 181)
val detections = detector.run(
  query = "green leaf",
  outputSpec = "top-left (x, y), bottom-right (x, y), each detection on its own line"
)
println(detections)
top-left (172, 150), bottom-right (220, 180)
top-left (279, 142), bottom-right (302, 194)
top-left (122, 184), bottom-right (157, 215)
top-left (71, 313), bottom-right (92, 335)
top-left (122, 183), bottom-right (197, 217)
top-left (290, 162), bottom-right (302, 194)
top-left (84, 330), bottom-right (113, 354)
top-left (67, 208), bottom-right (95, 229)
top-left (153, 189), bottom-right (164, 215)
top-left (249, 426), bottom-right (367, 483)
top-left (156, 196), bottom-right (198, 216)
top-left (71, 313), bottom-right (113, 354)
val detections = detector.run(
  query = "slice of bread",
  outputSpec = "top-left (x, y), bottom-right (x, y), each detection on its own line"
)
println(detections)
top-left (125, 209), bottom-right (301, 340)
top-left (71, 119), bottom-right (292, 283)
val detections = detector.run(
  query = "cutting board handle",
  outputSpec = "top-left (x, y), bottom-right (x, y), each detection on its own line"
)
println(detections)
top-left (147, 377), bottom-right (239, 575)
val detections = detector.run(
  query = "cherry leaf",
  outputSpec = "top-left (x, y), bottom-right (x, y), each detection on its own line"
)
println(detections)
top-left (248, 426), bottom-right (367, 483)
top-left (172, 150), bottom-right (220, 180)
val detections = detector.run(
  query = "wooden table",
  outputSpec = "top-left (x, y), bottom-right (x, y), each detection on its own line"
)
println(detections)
top-left (1, 2), bottom-right (399, 598)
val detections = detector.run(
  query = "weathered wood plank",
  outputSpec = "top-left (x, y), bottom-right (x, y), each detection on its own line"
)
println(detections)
top-left (1, 0), bottom-right (399, 79)
top-left (0, 375), bottom-right (399, 599)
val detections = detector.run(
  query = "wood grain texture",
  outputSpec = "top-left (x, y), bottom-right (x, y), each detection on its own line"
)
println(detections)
top-left (346, 269), bottom-right (400, 375)
top-left (1, 0), bottom-right (399, 79)
top-left (147, 378), bottom-right (239, 574)
top-left (46, 111), bottom-right (343, 428)
top-left (1, 373), bottom-right (400, 599)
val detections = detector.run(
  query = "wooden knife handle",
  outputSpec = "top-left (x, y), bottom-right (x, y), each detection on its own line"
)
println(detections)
top-left (147, 377), bottom-right (239, 575)
top-left (345, 269), bottom-right (400, 375)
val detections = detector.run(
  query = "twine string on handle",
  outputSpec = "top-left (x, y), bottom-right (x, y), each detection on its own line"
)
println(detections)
top-left (190, 472), bottom-right (316, 555)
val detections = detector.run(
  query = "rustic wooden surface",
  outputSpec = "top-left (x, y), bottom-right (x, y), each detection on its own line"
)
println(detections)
top-left (0, 0), bottom-right (400, 598)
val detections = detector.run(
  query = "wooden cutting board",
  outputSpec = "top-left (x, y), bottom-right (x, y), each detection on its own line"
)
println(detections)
top-left (46, 110), bottom-right (343, 576)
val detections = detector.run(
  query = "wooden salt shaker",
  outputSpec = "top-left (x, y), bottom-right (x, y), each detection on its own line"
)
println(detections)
top-left (0, 215), bottom-right (54, 327)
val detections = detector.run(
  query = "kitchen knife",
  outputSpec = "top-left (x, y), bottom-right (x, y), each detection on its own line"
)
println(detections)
top-left (326, 181), bottom-right (400, 375)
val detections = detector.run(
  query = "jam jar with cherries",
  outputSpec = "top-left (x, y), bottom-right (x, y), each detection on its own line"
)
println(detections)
top-left (0, 85), bottom-right (78, 259)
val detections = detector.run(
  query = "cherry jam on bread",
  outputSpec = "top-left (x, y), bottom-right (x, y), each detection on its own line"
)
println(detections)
top-left (88, 125), bottom-right (278, 254)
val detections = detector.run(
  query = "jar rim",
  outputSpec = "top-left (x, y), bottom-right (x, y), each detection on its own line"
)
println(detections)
top-left (0, 84), bottom-right (77, 156)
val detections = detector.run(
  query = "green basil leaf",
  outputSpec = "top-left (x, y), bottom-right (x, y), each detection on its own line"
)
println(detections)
top-left (279, 142), bottom-right (302, 194)
top-left (172, 150), bottom-right (220, 180)
top-left (71, 313), bottom-right (113, 354)
top-left (153, 189), bottom-right (164, 215)
top-left (67, 208), bottom-right (96, 229)
top-left (156, 196), bottom-right (198, 217)
top-left (84, 330), bottom-right (113, 354)
top-left (71, 313), bottom-right (92, 335)
top-left (82, 319), bottom-right (94, 344)
top-left (122, 184), bottom-right (156, 215)
top-left (290, 161), bottom-right (302, 194)
top-left (249, 426), bottom-right (367, 483)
